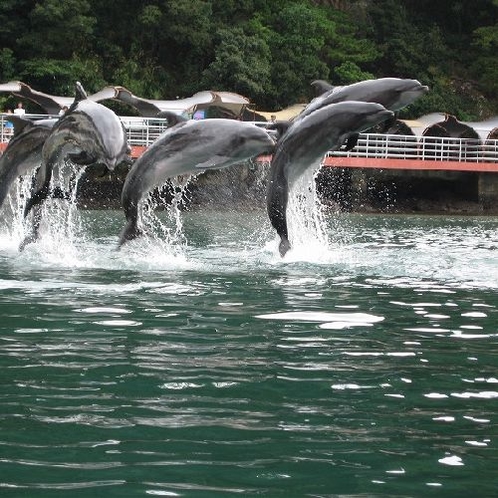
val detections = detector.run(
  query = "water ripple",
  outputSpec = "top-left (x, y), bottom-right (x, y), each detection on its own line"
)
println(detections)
top-left (1, 211), bottom-right (498, 496)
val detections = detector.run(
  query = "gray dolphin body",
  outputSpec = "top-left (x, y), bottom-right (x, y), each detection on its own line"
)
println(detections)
top-left (300, 77), bottom-right (428, 121)
top-left (267, 101), bottom-right (394, 256)
top-left (20, 82), bottom-right (131, 250)
top-left (118, 118), bottom-right (275, 247)
top-left (0, 116), bottom-right (57, 209)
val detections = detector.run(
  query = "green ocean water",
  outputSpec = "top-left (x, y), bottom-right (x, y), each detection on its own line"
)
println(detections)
top-left (1, 209), bottom-right (498, 497)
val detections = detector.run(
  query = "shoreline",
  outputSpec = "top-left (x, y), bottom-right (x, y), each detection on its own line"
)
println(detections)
top-left (76, 162), bottom-right (498, 217)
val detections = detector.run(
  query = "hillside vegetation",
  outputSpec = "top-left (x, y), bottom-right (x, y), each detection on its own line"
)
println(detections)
top-left (1, 0), bottom-right (498, 119)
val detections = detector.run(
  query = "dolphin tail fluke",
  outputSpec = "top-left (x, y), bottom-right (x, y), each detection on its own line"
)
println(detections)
top-left (19, 232), bottom-right (37, 252)
top-left (279, 237), bottom-right (291, 257)
top-left (117, 218), bottom-right (143, 248)
top-left (269, 208), bottom-right (291, 257)
top-left (19, 206), bottom-right (42, 252)
top-left (267, 177), bottom-right (290, 257)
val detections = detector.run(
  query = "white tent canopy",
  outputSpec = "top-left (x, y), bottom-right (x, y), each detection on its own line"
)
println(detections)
top-left (3, 81), bottom-right (498, 137)
top-left (0, 81), bottom-right (75, 113)
top-left (0, 81), bottom-right (251, 118)
top-left (89, 86), bottom-right (251, 117)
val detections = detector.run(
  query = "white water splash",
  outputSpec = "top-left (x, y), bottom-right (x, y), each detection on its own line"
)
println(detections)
top-left (263, 166), bottom-right (357, 265)
top-left (0, 173), bottom-right (35, 247)
top-left (137, 176), bottom-right (194, 254)
top-left (286, 169), bottom-right (329, 253)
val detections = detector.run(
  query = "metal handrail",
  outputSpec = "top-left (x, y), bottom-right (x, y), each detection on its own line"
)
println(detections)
top-left (330, 133), bottom-right (498, 163)
top-left (2, 114), bottom-right (498, 164)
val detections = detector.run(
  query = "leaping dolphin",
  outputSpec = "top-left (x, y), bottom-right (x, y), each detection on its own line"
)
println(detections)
top-left (20, 81), bottom-right (132, 250)
top-left (302, 78), bottom-right (429, 121)
top-left (0, 116), bottom-right (57, 209)
top-left (271, 78), bottom-right (428, 147)
top-left (118, 118), bottom-right (275, 247)
top-left (267, 101), bottom-right (394, 257)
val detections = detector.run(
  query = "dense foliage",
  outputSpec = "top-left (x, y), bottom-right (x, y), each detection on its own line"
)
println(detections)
top-left (1, 0), bottom-right (498, 119)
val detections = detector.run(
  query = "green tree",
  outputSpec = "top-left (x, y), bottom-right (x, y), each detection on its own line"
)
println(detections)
top-left (7, 0), bottom-right (101, 94)
top-left (17, 0), bottom-right (95, 59)
top-left (471, 1), bottom-right (498, 109)
top-left (201, 25), bottom-right (271, 101)
top-left (1, 0), bottom-right (498, 117)
top-left (265, 3), bottom-right (331, 108)
top-left (0, 48), bottom-right (15, 81)
top-left (156, 0), bottom-right (215, 96)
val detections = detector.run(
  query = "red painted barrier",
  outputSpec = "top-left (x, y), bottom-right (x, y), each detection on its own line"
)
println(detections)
top-left (256, 154), bottom-right (498, 172)
top-left (130, 145), bottom-right (147, 159)
top-left (322, 156), bottom-right (498, 172)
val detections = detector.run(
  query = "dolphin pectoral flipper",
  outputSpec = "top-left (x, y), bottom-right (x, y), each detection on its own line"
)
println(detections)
top-left (343, 133), bottom-right (359, 151)
top-left (22, 179), bottom-right (70, 224)
top-left (195, 155), bottom-right (233, 170)
top-left (381, 112), bottom-right (398, 133)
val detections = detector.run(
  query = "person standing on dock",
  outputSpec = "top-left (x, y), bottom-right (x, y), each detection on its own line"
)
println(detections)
top-left (13, 102), bottom-right (25, 116)
top-left (2, 109), bottom-right (14, 140)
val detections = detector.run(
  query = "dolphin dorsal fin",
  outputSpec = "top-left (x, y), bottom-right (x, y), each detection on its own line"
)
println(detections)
top-left (310, 80), bottom-right (334, 96)
top-left (74, 81), bottom-right (88, 102)
top-left (66, 81), bottom-right (88, 114)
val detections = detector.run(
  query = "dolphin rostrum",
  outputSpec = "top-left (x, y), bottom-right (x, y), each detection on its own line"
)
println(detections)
top-left (20, 81), bottom-right (131, 250)
top-left (267, 101), bottom-right (394, 257)
top-left (0, 116), bottom-right (57, 209)
top-left (118, 118), bottom-right (275, 247)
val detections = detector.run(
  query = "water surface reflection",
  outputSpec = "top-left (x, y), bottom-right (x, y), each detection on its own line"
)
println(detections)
top-left (0, 211), bottom-right (498, 496)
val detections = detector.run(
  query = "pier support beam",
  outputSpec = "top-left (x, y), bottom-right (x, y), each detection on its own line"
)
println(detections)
top-left (478, 173), bottom-right (498, 208)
